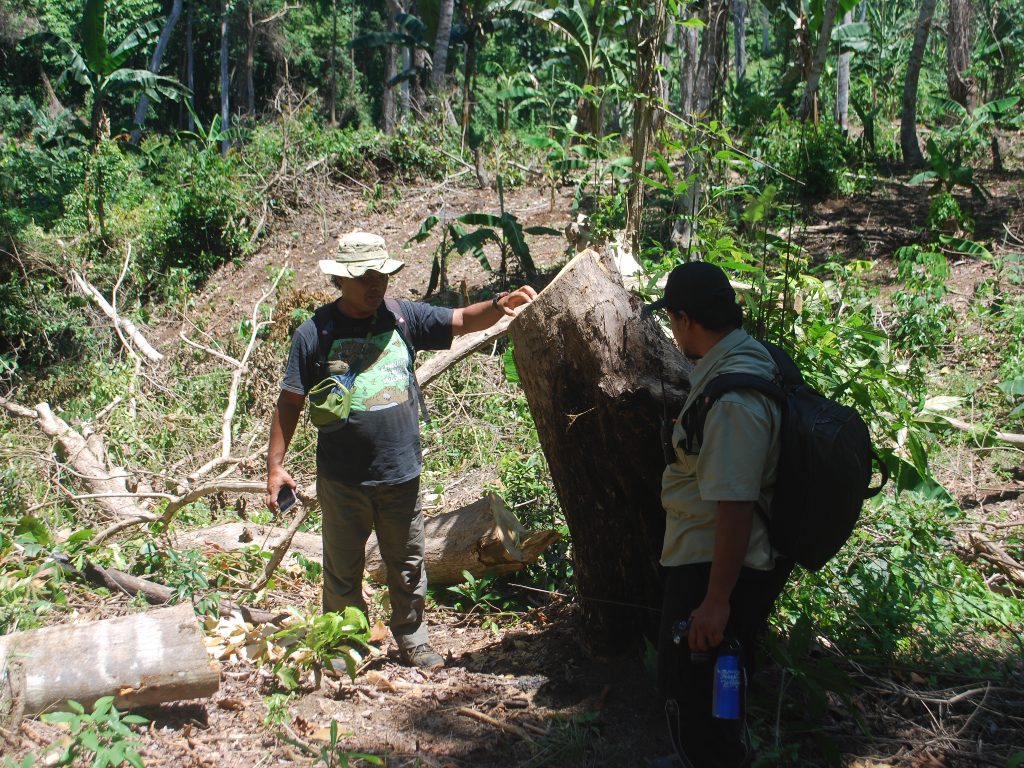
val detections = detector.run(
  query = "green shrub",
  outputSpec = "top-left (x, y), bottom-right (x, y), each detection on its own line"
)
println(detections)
top-left (753, 109), bottom-right (855, 201)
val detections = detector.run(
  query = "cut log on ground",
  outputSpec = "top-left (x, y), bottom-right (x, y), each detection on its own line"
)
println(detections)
top-left (172, 494), bottom-right (560, 586)
top-left (0, 603), bottom-right (219, 721)
top-left (508, 249), bottom-right (691, 654)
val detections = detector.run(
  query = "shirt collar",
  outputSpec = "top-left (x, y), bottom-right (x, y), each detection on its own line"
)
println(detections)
top-left (686, 328), bottom-right (749, 396)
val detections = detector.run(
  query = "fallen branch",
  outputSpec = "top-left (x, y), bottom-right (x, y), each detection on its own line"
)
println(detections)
top-left (250, 485), bottom-right (317, 591)
top-left (72, 266), bottom-right (163, 363)
top-left (416, 315), bottom-right (513, 388)
top-left (61, 555), bottom-right (287, 624)
top-left (966, 532), bottom-right (1024, 586)
top-left (456, 706), bottom-right (535, 744)
top-left (181, 264), bottom-right (288, 481)
top-left (932, 414), bottom-right (1024, 447)
top-left (2, 397), bottom-right (156, 524)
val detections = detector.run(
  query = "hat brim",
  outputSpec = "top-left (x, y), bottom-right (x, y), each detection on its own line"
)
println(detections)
top-left (641, 296), bottom-right (669, 317)
top-left (319, 257), bottom-right (405, 278)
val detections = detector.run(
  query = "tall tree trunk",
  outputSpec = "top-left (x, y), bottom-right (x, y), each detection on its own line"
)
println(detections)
top-left (900, 0), bottom-right (936, 168)
top-left (431, 0), bottom-right (454, 89)
top-left (244, 1), bottom-right (255, 116)
top-left (626, 0), bottom-right (668, 257)
top-left (694, 0), bottom-right (730, 120)
top-left (382, 7), bottom-right (398, 132)
top-left (835, 9), bottom-right (853, 133)
top-left (131, 0), bottom-right (183, 142)
top-left (678, 12), bottom-right (699, 117)
top-left (219, 0), bottom-right (230, 155)
top-left (508, 252), bottom-right (690, 654)
top-left (460, 34), bottom-right (477, 144)
top-left (946, 0), bottom-right (975, 111)
top-left (798, 0), bottom-right (839, 121)
top-left (186, 1), bottom-right (195, 132)
top-left (760, 1), bottom-right (771, 55)
top-left (329, 0), bottom-right (338, 124)
top-left (733, 0), bottom-right (747, 83)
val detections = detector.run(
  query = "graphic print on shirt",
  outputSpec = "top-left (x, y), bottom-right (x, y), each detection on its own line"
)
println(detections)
top-left (328, 329), bottom-right (411, 412)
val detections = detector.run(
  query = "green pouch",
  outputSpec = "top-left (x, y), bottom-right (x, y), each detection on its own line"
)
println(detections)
top-left (308, 375), bottom-right (354, 433)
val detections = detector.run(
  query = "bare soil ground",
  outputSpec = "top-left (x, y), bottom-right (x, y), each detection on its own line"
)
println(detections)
top-left (7, 172), bottom-right (1024, 768)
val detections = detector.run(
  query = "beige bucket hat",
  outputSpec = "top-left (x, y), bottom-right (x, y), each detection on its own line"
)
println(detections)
top-left (319, 231), bottom-right (405, 278)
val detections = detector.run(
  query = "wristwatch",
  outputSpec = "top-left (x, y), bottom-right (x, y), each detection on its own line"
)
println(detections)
top-left (492, 291), bottom-right (510, 310)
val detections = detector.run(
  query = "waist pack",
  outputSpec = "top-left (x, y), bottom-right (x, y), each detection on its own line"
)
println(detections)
top-left (680, 341), bottom-right (888, 571)
top-left (308, 298), bottom-right (428, 432)
top-left (308, 360), bottom-right (358, 434)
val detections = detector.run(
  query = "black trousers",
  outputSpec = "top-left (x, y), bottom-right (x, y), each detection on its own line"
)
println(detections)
top-left (657, 559), bottom-right (794, 768)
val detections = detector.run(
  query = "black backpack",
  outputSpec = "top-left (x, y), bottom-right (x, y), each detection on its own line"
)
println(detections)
top-left (311, 298), bottom-right (429, 422)
top-left (680, 341), bottom-right (888, 571)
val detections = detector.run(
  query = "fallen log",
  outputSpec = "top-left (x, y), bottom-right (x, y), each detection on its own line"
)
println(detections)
top-left (172, 494), bottom-right (560, 586)
top-left (0, 603), bottom-right (219, 720)
top-left (507, 249), bottom-right (691, 654)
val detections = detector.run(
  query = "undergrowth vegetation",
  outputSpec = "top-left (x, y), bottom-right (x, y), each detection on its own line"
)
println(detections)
top-left (1, 0), bottom-right (1023, 763)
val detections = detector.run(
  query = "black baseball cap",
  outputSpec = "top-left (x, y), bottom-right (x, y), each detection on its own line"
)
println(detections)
top-left (644, 261), bottom-right (737, 317)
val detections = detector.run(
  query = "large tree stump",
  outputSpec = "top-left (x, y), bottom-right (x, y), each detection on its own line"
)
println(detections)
top-left (0, 603), bottom-right (220, 719)
top-left (508, 250), bottom-right (690, 654)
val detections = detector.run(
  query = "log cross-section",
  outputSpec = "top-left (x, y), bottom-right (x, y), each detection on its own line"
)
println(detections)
top-left (508, 250), bottom-right (691, 654)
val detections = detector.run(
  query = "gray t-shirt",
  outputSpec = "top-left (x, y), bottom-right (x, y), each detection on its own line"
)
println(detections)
top-left (281, 299), bottom-right (454, 485)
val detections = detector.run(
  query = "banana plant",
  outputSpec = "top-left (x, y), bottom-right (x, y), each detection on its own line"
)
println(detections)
top-left (57, 0), bottom-right (183, 145)
top-left (407, 176), bottom-right (559, 292)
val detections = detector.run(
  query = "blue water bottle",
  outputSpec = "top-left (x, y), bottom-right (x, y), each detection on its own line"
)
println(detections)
top-left (712, 639), bottom-right (743, 720)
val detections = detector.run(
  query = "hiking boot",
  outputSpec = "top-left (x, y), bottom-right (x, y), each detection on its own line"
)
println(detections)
top-left (399, 643), bottom-right (444, 669)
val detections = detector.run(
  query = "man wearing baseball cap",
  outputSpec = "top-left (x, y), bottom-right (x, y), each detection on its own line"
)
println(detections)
top-left (266, 231), bottom-right (536, 669)
top-left (648, 262), bottom-right (794, 767)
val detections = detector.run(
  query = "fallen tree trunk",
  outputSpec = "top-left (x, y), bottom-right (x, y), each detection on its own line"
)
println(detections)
top-left (172, 494), bottom-right (560, 586)
top-left (507, 250), bottom-right (691, 654)
top-left (0, 603), bottom-right (219, 720)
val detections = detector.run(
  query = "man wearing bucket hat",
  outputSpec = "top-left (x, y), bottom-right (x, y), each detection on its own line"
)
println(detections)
top-left (646, 262), bottom-right (793, 768)
top-left (266, 231), bottom-right (536, 669)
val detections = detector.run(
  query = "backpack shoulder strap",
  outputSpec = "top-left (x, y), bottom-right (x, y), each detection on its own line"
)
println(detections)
top-left (383, 297), bottom-right (430, 423)
top-left (312, 302), bottom-right (336, 382)
top-left (681, 373), bottom-right (785, 453)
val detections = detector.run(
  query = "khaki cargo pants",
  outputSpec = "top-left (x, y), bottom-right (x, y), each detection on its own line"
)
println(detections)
top-left (317, 474), bottom-right (429, 651)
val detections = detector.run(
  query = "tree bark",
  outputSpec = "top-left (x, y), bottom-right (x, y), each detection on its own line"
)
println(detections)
top-left (798, 0), bottom-right (839, 121)
top-left (244, 1), bottom-right (255, 116)
top-left (733, 0), bottom-right (747, 82)
top-left (219, 0), bottom-right (231, 155)
top-left (185, 2), bottom-right (195, 132)
top-left (382, 3), bottom-right (399, 132)
top-left (626, 0), bottom-right (668, 257)
top-left (171, 494), bottom-right (561, 587)
top-left (678, 10), bottom-right (699, 118)
top-left (431, 0), bottom-right (454, 89)
top-left (694, 0), bottom-right (730, 119)
top-left (329, 0), bottom-right (338, 124)
top-left (900, 0), bottom-right (936, 168)
top-left (131, 0), bottom-right (183, 142)
top-left (946, 0), bottom-right (975, 111)
top-left (507, 251), bottom-right (691, 654)
top-left (0, 604), bottom-right (219, 719)
top-left (835, 9), bottom-right (853, 133)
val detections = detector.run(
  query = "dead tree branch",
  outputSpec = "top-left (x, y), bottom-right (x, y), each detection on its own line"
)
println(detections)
top-left (72, 256), bottom-right (163, 363)
top-left (416, 315), bottom-right (512, 388)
